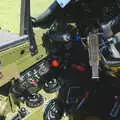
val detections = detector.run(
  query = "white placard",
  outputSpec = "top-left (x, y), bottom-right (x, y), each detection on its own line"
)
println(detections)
top-left (56, 0), bottom-right (71, 8)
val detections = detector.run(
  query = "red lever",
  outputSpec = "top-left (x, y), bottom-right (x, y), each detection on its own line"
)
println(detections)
top-left (71, 64), bottom-right (87, 72)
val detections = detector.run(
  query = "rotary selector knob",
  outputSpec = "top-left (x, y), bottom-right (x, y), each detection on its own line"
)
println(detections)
top-left (26, 93), bottom-right (43, 108)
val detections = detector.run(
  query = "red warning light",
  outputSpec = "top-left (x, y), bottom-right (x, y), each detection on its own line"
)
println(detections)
top-left (51, 60), bottom-right (60, 67)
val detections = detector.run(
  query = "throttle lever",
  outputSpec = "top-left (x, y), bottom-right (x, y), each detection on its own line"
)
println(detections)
top-left (87, 33), bottom-right (100, 79)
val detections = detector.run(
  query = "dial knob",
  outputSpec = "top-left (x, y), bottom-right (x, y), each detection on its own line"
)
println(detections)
top-left (26, 93), bottom-right (43, 108)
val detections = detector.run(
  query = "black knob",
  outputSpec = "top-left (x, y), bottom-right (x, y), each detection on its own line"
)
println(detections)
top-left (43, 77), bottom-right (61, 93)
top-left (19, 107), bottom-right (27, 118)
top-left (44, 99), bottom-right (64, 120)
top-left (26, 93), bottom-right (43, 108)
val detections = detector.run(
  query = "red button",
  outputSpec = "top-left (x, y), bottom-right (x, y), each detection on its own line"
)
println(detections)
top-left (31, 80), bottom-right (37, 84)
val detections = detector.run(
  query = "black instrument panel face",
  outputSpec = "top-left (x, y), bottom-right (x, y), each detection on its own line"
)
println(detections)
top-left (20, 59), bottom-right (50, 86)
